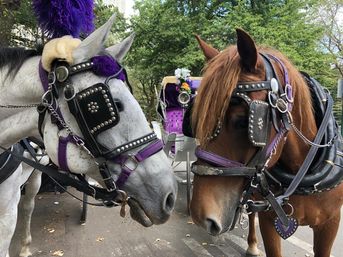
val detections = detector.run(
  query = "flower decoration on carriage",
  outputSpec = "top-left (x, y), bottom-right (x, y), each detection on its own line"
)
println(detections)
top-left (175, 68), bottom-right (192, 106)
top-left (175, 68), bottom-right (192, 94)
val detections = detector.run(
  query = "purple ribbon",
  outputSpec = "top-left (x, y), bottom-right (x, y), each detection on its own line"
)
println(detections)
top-left (39, 61), bottom-right (50, 92)
top-left (195, 147), bottom-right (244, 168)
top-left (115, 139), bottom-right (163, 188)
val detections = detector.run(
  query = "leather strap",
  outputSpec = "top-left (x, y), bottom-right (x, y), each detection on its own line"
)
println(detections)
top-left (0, 144), bottom-right (119, 203)
top-left (276, 91), bottom-right (334, 203)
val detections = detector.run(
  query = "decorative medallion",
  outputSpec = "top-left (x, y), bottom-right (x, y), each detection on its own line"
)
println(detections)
top-left (87, 101), bottom-right (99, 113)
top-left (274, 216), bottom-right (298, 239)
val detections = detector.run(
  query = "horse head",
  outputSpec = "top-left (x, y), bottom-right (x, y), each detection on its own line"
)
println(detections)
top-left (189, 30), bottom-right (316, 235)
top-left (0, 15), bottom-right (177, 227)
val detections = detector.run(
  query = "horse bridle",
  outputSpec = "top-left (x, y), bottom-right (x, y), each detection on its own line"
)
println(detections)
top-left (191, 53), bottom-right (332, 230)
top-left (37, 55), bottom-right (163, 200)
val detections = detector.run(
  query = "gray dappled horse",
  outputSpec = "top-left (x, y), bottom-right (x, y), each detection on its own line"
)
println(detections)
top-left (0, 16), bottom-right (177, 257)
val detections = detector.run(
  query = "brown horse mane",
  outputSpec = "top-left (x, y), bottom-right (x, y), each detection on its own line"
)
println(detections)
top-left (192, 45), bottom-right (316, 145)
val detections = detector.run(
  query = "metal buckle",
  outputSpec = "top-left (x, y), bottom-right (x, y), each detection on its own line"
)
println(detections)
top-left (55, 66), bottom-right (69, 82)
top-left (285, 84), bottom-right (294, 103)
top-left (123, 155), bottom-right (139, 171)
top-left (48, 71), bottom-right (56, 85)
top-left (41, 90), bottom-right (54, 106)
top-left (275, 98), bottom-right (288, 113)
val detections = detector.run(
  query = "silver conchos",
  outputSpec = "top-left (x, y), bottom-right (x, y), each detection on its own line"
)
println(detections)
top-left (87, 101), bottom-right (99, 113)
top-left (55, 66), bottom-right (69, 82)
top-left (271, 78), bottom-right (279, 93)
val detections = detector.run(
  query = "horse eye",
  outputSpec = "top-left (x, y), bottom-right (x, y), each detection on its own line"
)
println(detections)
top-left (233, 117), bottom-right (249, 129)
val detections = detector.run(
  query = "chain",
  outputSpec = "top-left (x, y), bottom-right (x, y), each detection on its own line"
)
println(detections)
top-left (291, 123), bottom-right (334, 148)
top-left (0, 103), bottom-right (39, 108)
top-left (45, 98), bottom-right (94, 158)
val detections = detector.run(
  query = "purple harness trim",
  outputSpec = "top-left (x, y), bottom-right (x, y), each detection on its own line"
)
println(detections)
top-left (58, 135), bottom-right (74, 171)
top-left (195, 147), bottom-right (244, 168)
top-left (268, 54), bottom-right (293, 111)
top-left (115, 139), bottom-right (164, 188)
top-left (39, 60), bottom-right (50, 92)
top-left (39, 61), bottom-right (75, 170)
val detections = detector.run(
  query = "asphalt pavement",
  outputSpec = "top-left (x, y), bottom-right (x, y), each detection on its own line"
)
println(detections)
top-left (9, 162), bottom-right (343, 257)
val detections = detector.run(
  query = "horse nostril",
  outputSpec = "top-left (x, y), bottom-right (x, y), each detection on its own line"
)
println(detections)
top-left (163, 192), bottom-right (175, 214)
top-left (205, 218), bottom-right (222, 235)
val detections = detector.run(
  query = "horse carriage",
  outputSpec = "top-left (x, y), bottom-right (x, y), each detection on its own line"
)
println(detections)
top-left (155, 69), bottom-right (201, 212)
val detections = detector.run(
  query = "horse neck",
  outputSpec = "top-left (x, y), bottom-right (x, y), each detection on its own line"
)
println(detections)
top-left (0, 56), bottom-right (43, 147)
top-left (279, 108), bottom-right (318, 173)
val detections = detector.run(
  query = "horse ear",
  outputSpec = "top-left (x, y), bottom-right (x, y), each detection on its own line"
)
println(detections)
top-left (106, 33), bottom-right (135, 62)
top-left (236, 28), bottom-right (258, 71)
top-left (195, 35), bottom-right (220, 61)
top-left (72, 14), bottom-right (116, 63)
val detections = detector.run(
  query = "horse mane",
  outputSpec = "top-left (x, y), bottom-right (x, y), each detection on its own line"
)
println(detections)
top-left (0, 47), bottom-right (41, 79)
top-left (192, 45), bottom-right (316, 145)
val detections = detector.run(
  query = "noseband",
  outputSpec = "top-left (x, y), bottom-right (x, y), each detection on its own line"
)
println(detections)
top-left (191, 53), bottom-right (340, 237)
top-left (37, 55), bottom-right (163, 200)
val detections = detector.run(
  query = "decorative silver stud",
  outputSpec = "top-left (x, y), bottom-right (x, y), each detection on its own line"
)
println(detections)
top-left (271, 78), bottom-right (279, 93)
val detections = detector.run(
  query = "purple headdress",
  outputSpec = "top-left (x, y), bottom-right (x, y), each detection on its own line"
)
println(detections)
top-left (33, 0), bottom-right (94, 38)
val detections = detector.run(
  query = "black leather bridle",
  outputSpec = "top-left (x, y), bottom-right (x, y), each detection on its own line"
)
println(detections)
top-left (189, 53), bottom-right (339, 237)
top-left (35, 55), bottom-right (164, 204)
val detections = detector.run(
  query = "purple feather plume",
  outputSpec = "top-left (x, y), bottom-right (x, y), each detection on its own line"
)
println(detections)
top-left (33, 0), bottom-right (95, 38)
top-left (91, 56), bottom-right (126, 81)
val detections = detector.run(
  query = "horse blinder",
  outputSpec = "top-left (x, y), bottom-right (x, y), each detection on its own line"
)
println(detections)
top-left (66, 83), bottom-right (120, 157)
top-left (248, 100), bottom-right (270, 147)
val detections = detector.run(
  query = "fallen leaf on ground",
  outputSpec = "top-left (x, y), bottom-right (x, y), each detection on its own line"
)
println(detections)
top-left (47, 228), bottom-right (55, 233)
top-left (96, 237), bottom-right (105, 242)
top-left (52, 250), bottom-right (64, 256)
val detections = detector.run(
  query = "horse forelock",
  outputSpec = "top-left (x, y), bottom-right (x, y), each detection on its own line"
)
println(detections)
top-left (192, 45), bottom-right (316, 146)
top-left (192, 46), bottom-right (242, 145)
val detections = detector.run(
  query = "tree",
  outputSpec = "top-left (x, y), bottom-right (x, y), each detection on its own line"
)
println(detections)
top-left (0, 0), bottom-right (126, 48)
top-left (127, 0), bottom-right (337, 121)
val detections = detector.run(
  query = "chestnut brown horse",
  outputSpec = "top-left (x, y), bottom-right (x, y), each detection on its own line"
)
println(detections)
top-left (187, 29), bottom-right (343, 257)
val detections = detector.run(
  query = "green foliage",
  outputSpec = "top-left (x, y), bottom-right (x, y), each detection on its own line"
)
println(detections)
top-left (94, 0), bottom-right (127, 46)
top-left (127, 0), bottom-right (341, 122)
top-left (0, 0), bottom-right (126, 48)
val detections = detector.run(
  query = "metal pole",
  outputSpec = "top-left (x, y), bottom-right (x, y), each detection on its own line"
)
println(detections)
top-left (337, 79), bottom-right (343, 134)
top-left (338, 79), bottom-right (343, 135)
